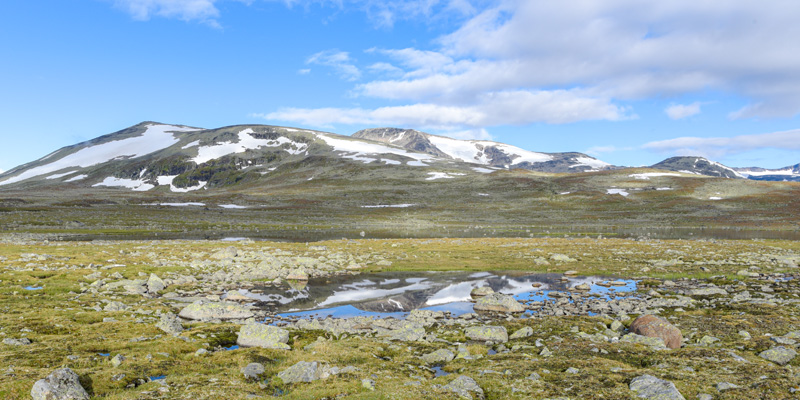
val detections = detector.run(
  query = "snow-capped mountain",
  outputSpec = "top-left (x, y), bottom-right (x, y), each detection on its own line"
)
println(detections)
top-left (650, 156), bottom-right (745, 179)
top-left (353, 128), bottom-right (612, 173)
top-left (734, 164), bottom-right (800, 182)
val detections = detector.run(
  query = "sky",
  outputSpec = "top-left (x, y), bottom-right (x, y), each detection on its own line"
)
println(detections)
top-left (2, 0), bottom-right (800, 173)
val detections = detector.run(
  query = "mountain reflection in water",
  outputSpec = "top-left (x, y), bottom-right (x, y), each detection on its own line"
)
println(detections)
top-left (228, 271), bottom-right (636, 320)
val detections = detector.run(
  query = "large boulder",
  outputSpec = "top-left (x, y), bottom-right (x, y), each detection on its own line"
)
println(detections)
top-left (155, 313), bottom-right (184, 335)
top-left (421, 349), bottom-right (455, 364)
top-left (277, 361), bottom-right (322, 384)
top-left (237, 324), bottom-right (290, 350)
top-left (630, 315), bottom-right (682, 349)
top-left (178, 300), bottom-right (254, 321)
top-left (629, 374), bottom-right (685, 399)
top-left (444, 375), bottom-right (485, 400)
top-left (465, 326), bottom-right (508, 343)
top-left (31, 368), bottom-right (89, 400)
top-left (759, 346), bottom-right (797, 366)
top-left (473, 293), bottom-right (525, 313)
top-left (146, 273), bottom-right (166, 294)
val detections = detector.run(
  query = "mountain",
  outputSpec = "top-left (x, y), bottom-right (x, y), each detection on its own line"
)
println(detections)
top-left (734, 163), bottom-right (800, 182)
top-left (0, 122), bottom-right (613, 191)
top-left (650, 156), bottom-right (745, 179)
top-left (352, 128), bottom-right (612, 173)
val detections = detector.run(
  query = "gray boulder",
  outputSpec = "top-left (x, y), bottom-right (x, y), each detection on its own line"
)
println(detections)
top-left (444, 375), bottom-right (485, 399)
top-left (465, 326), bottom-right (508, 343)
top-left (629, 374), bottom-right (685, 399)
top-left (31, 368), bottom-right (89, 400)
top-left (277, 361), bottom-right (322, 384)
top-left (421, 349), bottom-right (455, 364)
top-left (3, 338), bottom-right (31, 346)
top-left (759, 346), bottom-right (797, 366)
top-left (146, 273), bottom-right (166, 294)
top-left (387, 321), bottom-right (426, 342)
top-left (155, 313), bottom-right (184, 335)
top-left (178, 300), bottom-right (254, 321)
top-left (620, 333), bottom-right (668, 350)
top-left (237, 324), bottom-right (290, 350)
top-left (509, 326), bottom-right (533, 339)
top-left (474, 293), bottom-right (525, 313)
top-left (241, 363), bottom-right (265, 380)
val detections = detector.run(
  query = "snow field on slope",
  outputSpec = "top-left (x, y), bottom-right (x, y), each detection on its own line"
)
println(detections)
top-left (0, 124), bottom-right (199, 186)
top-left (316, 133), bottom-right (434, 165)
top-left (427, 135), bottom-right (553, 165)
top-left (192, 129), bottom-right (308, 164)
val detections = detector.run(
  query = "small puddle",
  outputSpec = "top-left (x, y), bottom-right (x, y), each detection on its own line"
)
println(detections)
top-left (224, 345), bottom-right (240, 351)
top-left (487, 349), bottom-right (497, 355)
top-left (149, 375), bottom-right (166, 381)
top-left (98, 353), bottom-right (110, 357)
top-left (235, 271), bottom-right (636, 321)
top-left (431, 366), bottom-right (450, 377)
top-left (24, 286), bottom-right (43, 291)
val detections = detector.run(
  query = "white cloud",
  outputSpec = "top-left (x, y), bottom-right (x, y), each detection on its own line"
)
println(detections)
top-left (643, 129), bottom-right (800, 158)
top-left (665, 102), bottom-right (701, 120)
top-left (307, 50), bottom-right (361, 81)
top-left (586, 145), bottom-right (633, 156)
top-left (112, 0), bottom-right (225, 26)
top-left (258, 89), bottom-right (629, 129)
top-left (297, 68), bottom-right (311, 75)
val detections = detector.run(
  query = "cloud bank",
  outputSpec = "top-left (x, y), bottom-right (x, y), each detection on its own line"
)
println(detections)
top-left (643, 130), bottom-right (800, 159)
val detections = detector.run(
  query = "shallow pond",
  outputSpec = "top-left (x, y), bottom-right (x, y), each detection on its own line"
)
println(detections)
top-left (227, 271), bottom-right (637, 320)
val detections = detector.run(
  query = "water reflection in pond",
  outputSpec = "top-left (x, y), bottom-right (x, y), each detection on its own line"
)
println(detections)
top-left (227, 271), bottom-right (637, 320)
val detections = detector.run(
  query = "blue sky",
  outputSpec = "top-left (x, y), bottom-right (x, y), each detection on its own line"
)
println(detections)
top-left (2, 0), bottom-right (800, 173)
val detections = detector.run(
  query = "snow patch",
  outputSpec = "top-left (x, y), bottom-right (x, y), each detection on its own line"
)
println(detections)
top-left (317, 133), bottom-right (434, 166)
top-left (219, 204), bottom-right (248, 209)
top-left (472, 167), bottom-right (495, 173)
top-left (181, 140), bottom-right (200, 149)
top-left (570, 156), bottom-right (611, 169)
top-left (709, 197), bottom-right (723, 200)
top-left (193, 129), bottom-right (308, 164)
top-left (64, 174), bottom-right (88, 182)
top-left (158, 202), bottom-right (205, 207)
top-left (170, 181), bottom-right (206, 193)
top-left (93, 177), bottom-right (154, 191)
top-left (606, 188), bottom-right (630, 197)
top-left (426, 172), bottom-right (465, 180)
top-left (46, 171), bottom-right (79, 180)
top-left (629, 172), bottom-right (681, 180)
top-left (361, 204), bottom-right (416, 208)
top-left (656, 187), bottom-right (672, 191)
top-left (0, 124), bottom-right (198, 186)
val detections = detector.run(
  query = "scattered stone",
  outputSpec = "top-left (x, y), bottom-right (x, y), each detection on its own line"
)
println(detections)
top-left (630, 314), bottom-right (682, 349)
top-left (3, 338), bottom-right (31, 346)
top-left (526, 372), bottom-right (542, 381)
top-left (146, 273), bottom-right (165, 294)
top-left (716, 382), bottom-right (739, 392)
top-left (155, 313), bottom-right (184, 336)
top-left (103, 301), bottom-right (128, 312)
top-left (474, 293), bottom-right (525, 313)
top-left (277, 361), bottom-right (322, 384)
top-left (629, 374), bottom-right (685, 400)
top-left (110, 354), bottom-right (125, 368)
top-left (758, 346), bottom-right (797, 366)
top-left (565, 367), bottom-right (580, 374)
top-left (237, 324), bottom-right (290, 350)
top-left (620, 333), bottom-right (668, 350)
top-left (465, 326), bottom-right (508, 343)
top-left (421, 349), bottom-right (455, 364)
top-left (387, 321), bottom-right (426, 342)
top-left (361, 378), bottom-right (376, 391)
top-left (610, 320), bottom-right (625, 332)
top-left (31, 368), bottom-right (89, 400)
top-left (444, 375), bottom-right (485, 400)
top-left (241, 363), bottom-right (265, 380)
top-left (194, 349), bottom-right (208, 356)
top-left (688, 288), bottom-right (727, 297)
top-left (552, 254), bottom-right (577, 263)
top-left (509, 326), bottom-right (533, 340)
top-left (697, 336), bottom-right (720, 346)
top-left (574, 283), bottom-right (591, 291)
top-left (697, 394), bottom-right (713, 400)
top-left (211, 247), bottom-right (238, 260)
top-left (178, 300), bottom-right (254, 321)
top-left (470, 286), bottom-right (494, 298)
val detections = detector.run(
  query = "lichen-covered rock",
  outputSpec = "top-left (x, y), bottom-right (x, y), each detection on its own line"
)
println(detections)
top-left (241, 363), bottom-right (265, 380)
top-left (630, 314), bottom-right (682, 349)
top-left (3, 337), bottom-right (31, 346)
top-left (470, 286), bottom-right (494, 298)
top-left (178, 300), bottom-right (254, 321)
top-left (509, 326), bottom-right (533, 340)
top-left (421, 349), bottom-right (455, 364)
top-left (156, 313), bottom-right (184, 335)
top-left (444, 375), bottom-right (485, 399)
top-left (211, 246), bottom-right (238, 260)
top-left (277, 361), bottom-right (322, 384)
top-left (473, 293), bottom-right (525, 313)
top-left (385, 320), bottom-right (426, 341)
top-left (31, 368), bottom-right (89, 400)
top-left (629, 374), bottom-right (685, 399)
top-left (146, 273), bottom-right (165, 294)
top-left (103, 301), bottom-right (128, 312)
top-left (620, 333), bottom-right (668, 350)
top-left (465, 326), bottom-right (508, 343)
top-left (237, 324), bottom-right (290, 350)
top-left (759, 346), bottom-right (797, 366)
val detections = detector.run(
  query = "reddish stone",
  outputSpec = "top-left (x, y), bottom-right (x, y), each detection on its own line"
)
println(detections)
top-left (630, 314), bottom-right (682, 349)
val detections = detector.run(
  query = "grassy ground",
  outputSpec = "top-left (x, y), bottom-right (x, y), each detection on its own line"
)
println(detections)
top-left (1, 237), bottom-right (800, 399)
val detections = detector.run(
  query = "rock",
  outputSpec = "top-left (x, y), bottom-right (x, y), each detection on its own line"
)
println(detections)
top-left (620, 333), bottom-right (668, 350)
top-left (156, 313), bottom-right (184, 336)
top-left (737, 269), bottom-right (759, 277)
top-left (759, 346), bottom-right (797, 366)
top-left (697, 336), bottom-right (720, 346)
top-left (552, 254), bottom-right (577, 262)
top-left (194, 348), bottom-right (208, 356)
top-left (237, 324), bottom-right (290, 350)
top-left (3, 338), bottom-right (31, 346)
top-left (31, 368), bottom-right (90, 400)
top-left (629, 314), bottom-right (682, 349)
top-left (574, 283), bottom-right (591, 291)
top-left (465, 326), bottom-right (508, 343)
top-left (629, 374), bottom-right (685, 400)
top-left (103, 301), bottom-right (129, 312)
top-left (509, 326), bottom-right (533, 340)
top-left (286, 269), bottom-right (309, 281)
top-left (211, 247), bottom-right (238, 260)
top-left (146, 273), bottom-right (165, 294)
top-left (473, 293), bottom-right (525, 313)
top-left (470, 286), bottom-right (494, 298)
top-left (526, 372), bottom-right (542, 381)
top-left (687, 288), bottom-right (727, 296)
top-left (565, 367), bottom-right (580, 374)
top-left (277, 361), bottom-right (322, 384)
top-left (421, 349), bottom-right (455, 364)
top-left (610, 320), bottom-right (625, 332)
top-left (361, 378), bottom-right (376, 391)
top-left (241, 363), bottom-right (265, 380)
top-left (388, 321), bottom-right (426, 342)
top-left (444, 375), bottom-right (485, 399)
top-left (178, 300), bottom-right (254, 321)
top-left (697, 394), bottom-right (713, 400)
top-left (717, 382), bottom-right (738, 392)
top-left (110, 354), bottom-right (125, 367)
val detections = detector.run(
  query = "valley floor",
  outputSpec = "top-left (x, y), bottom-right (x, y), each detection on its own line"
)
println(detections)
top-left (2, 236), bottom-right (800, 399)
